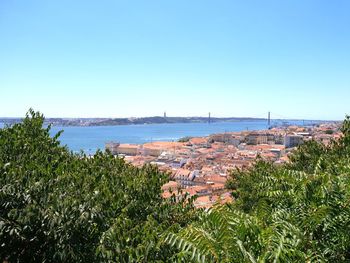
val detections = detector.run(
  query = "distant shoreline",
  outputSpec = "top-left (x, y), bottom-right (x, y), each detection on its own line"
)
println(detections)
top-left (0, 116), bottom-right (333, 127)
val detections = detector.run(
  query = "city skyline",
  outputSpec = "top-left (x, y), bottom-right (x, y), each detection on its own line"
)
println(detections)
top-left (1, 0), bottom-right (349, 120)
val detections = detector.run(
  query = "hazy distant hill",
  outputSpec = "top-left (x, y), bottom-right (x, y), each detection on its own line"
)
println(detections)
top-left (0, 116), bottom-right (266, 126)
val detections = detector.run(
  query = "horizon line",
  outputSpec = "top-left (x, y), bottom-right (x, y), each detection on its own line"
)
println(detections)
top-left (0, 115), bottom-right (342, 122)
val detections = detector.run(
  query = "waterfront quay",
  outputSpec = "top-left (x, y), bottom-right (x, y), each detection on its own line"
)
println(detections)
top-left (106, 122), bottom-right (341, 208)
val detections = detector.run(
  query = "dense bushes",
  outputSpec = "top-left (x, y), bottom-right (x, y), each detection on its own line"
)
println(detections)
top-left (0, 110), bottom-right (196, 262)
top-left (168, 117), bottom-right (350, 262)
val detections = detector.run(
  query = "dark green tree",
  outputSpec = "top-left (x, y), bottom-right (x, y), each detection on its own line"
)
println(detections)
top-left (168, 117), bottom-right (350, 262)
top-left (0, 109), bottom-right (197, 262)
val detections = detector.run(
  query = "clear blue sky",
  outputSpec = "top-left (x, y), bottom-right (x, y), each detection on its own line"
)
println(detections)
top-left (0, 0), bottom-right (349, 120)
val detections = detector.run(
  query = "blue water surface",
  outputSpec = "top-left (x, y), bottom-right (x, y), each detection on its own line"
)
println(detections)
top-left (0, 120), bottom-right (314, 154)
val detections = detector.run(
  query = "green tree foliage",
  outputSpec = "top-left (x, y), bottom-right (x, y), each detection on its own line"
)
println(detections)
top-left (324, 129), bottom-right (334, 135)
top-left (0, 109), bottom-right (197, 262)
top-left (177, 137), bottom-right (193, 143)
top-left (168, 117), bottom-right (350, 262)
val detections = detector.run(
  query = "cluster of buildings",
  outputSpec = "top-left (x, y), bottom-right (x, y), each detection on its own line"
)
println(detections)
top-left (106, 122), bottom-right (341, 208)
